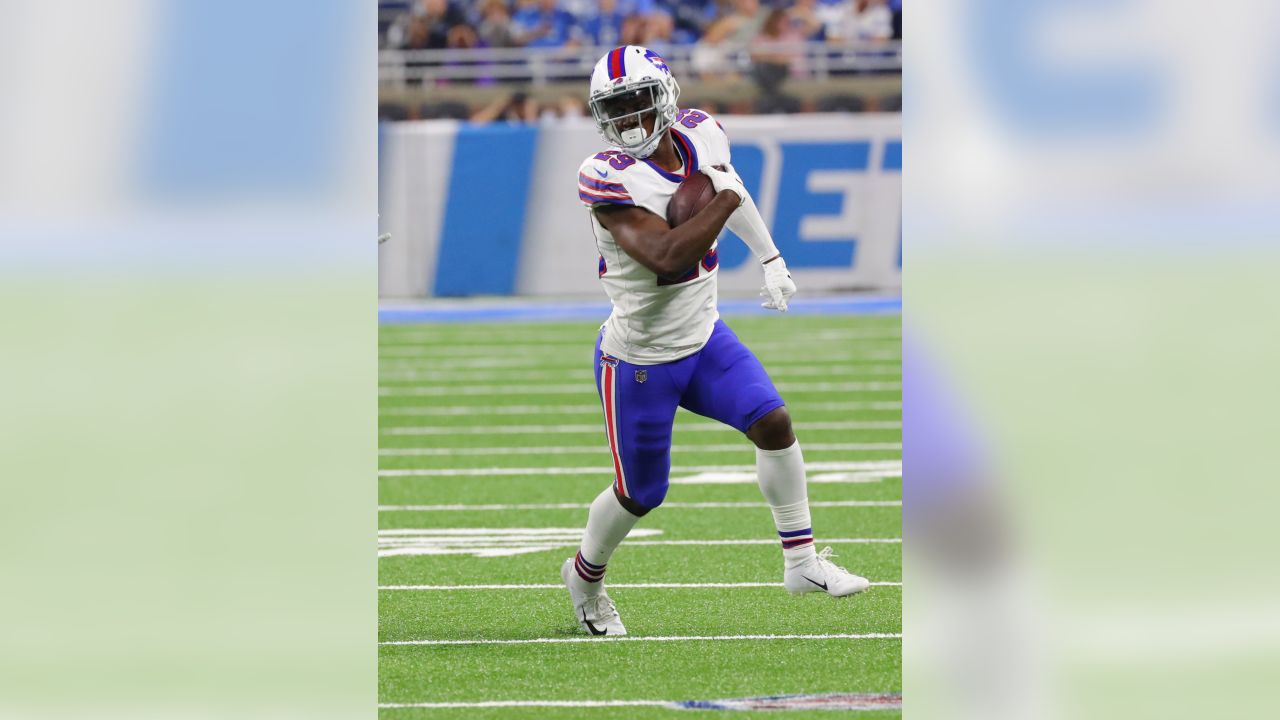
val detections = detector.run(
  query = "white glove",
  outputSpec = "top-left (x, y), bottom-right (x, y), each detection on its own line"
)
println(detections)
top-left (761, 255), bottom-right (796, 312)
top-left (699, 164), bottom-right (746, 206)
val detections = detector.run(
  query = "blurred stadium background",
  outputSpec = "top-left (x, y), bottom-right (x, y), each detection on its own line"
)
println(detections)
top-left (377, 0), bottom-right (901, 302)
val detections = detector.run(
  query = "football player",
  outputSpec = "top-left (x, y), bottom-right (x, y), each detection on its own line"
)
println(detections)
top-left (562, 45), bottom-right (870, 636)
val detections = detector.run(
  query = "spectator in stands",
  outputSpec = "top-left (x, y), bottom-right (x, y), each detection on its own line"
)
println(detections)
top-left (656, 0), bottom-right (719, 45)
top-left (477, 0), bottom-right (517, 48)
top-left (640, 9), bottom-right (677, 56)
top-left (579, 0), bottom-right (627, 48)
top-left (752, 7), bottom-right (806, 77)
top-left (511, 0), bottom-right (583, 48)
top-left (387, 0), bottom-right (470, 50)
top-left (692, 0), bottom-right (764, 82)
top-left (750, 7), bottom-right (805, 112)
top-left (720, 0), bottom-right (767, 47)
top-left (786, 0), bottom-right (827, 41)
top-left (620, 13), bottom-right (647, 47)
top-left (691, 21), bottom-right (734, 82)
top-left (810, 0), bottom-right (853, 42)
top-left (829, 0), bottom-right (893, 43)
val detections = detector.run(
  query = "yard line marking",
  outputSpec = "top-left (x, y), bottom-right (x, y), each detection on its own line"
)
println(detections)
top-left (379, 351), bottom-right (902, 370)
top-left (378, 527), bottom-right (664, 558)
top-left (379, 442), bottom-right (902, 456)
top-left (674, 470), bottom-right (898, 485)
top-left (379, 338), bottom-right (900, 355)
top-left (378, 357), bottom-right (535, 370)
top-left (378, 381), bottom-right (900, 397)
top-left (378, 500), bottom-right (901, 511)
top-left (379, 633), bottom-right (902, 646)
top-left (377, 460), bottom-right (901, 478)
top-left (378, 529), bottom-right (897, 558)
top-left (378, 401), bottom-right (901, 417)
top-left (379, 328), bottom-right (900, 346)
top-left (379, 365), bottom-right (901, 383)
top-left (381, 420), bottom-right (900, 435)
top-left (379, 582), bottom-right (902, 590)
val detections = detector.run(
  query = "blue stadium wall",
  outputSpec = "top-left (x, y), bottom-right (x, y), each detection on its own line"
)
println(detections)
top-left (378, 114), bottom-right (901, 297)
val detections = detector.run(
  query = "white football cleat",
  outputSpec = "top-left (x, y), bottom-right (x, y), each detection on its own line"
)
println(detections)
top-left (783, 546), bottom-right (871, 597)
top-left (560, 557), bottom-right (627, 636)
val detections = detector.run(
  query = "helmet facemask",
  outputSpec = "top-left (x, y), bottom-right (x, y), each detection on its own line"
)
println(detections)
top-left (590, 79), bottom-right (678, 159)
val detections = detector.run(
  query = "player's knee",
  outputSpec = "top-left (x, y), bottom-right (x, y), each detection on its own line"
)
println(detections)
top-left (613, 483), bottom-right (663, 517)
top-left (747, 406), bottom-right (795, 451)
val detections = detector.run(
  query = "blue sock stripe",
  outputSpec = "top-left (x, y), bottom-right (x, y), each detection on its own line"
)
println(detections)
top-left (575, 559), bottom-right (606, 582)
top-left (778, 527), bottom-right (813, 538)
top-left (575, 552), bottom-right (606, 570)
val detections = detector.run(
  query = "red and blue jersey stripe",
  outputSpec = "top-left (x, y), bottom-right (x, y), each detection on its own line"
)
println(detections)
top-left (578, 170), bottom-right (633, 205)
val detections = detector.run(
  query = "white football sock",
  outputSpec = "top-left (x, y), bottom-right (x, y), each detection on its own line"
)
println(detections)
top-left (757, 440), bottom-right (817, 569)
top-left (571, 486), bottom-right (641, 592)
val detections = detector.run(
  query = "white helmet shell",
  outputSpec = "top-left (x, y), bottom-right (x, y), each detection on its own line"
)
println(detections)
top-left (588, 45), bottom-right (681, 159)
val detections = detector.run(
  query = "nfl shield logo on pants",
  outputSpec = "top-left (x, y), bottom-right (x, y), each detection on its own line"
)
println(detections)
top-left (634, 369), bottom-right (647, 384)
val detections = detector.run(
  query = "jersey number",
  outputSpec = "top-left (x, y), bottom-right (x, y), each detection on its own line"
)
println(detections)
top-left (594, 150), bottom-right (636, 170)
top-left (676, 110), bottom-right (708, 129)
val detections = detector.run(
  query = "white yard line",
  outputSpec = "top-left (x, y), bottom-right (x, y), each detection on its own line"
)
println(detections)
top-left (379, 338), bottom-right (900, 354)
top-left (379, 352), bottom-right (902, 370)
top-left (377, 460), bottom-right (901, 478)
top-left (379, 582), bottom-right (901, 590)
top-left (379, 328), bottom-right (901, 346)
top-left (379, 442), bottom-right (901, 456)
top-left (381, 420), bottom-right (900, 435)
top-left (379, 535), bottom-right (897, 543)
top-left (379, 633), bottom-right (902, 647)
top-left (379, 365), bottom-right (901, 382)
top-left (379, 401), bottom-right (901, 417)
top-left (378, 381), bottom-right (900, 397)
top-left (378, 500), bottom-right (900, 511)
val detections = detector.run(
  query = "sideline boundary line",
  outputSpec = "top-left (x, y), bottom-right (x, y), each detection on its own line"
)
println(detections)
top-left (378, 500), bottom-right (900, 511)
top-left (380, 632), bottom-right (902, 646)
top-left (380, 581), bottom-right (902, 590)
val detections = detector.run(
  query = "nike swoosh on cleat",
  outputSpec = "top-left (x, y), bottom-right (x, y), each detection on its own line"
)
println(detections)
top-left (582, 609), bottom-right (608, 636)
top-left (595, 168), bottom-right (608, 178)
top-left (803, 575), bottom-right (828, 591)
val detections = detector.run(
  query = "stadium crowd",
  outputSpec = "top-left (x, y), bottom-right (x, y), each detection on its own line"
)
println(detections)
top-left (378, 1), bottom-right (902, 121)
top-left (380, 0), bottom-right (902, 52)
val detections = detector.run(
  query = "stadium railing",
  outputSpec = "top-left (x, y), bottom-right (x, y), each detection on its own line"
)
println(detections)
top-left (378, 41), bottom-right (902, 87)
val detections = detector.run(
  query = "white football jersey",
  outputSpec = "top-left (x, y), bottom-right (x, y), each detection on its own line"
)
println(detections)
top-left (578, 109), bottom-right (732, 364)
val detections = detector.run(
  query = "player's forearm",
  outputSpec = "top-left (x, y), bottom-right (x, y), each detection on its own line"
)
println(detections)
top-left (725, 190), bottom-right (780, 263)
top-left (653, 191), bottom-right (740, 278)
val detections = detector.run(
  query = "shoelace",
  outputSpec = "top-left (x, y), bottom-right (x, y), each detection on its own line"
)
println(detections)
top-left (589, 593), bottom-right (618, 620)
top-left (814, 546), bottom-right (851, 575)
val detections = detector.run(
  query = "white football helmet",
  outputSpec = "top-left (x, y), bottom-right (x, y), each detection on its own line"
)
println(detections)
top-left (588, 45), bottom-right (681, 159)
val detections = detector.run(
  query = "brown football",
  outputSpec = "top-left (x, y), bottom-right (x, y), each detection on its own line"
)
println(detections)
top-left (665, 171), bottom-right (717, 227)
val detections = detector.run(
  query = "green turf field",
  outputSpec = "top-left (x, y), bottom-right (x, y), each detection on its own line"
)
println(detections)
top-left (379, 312), bottom-right (901, 718)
